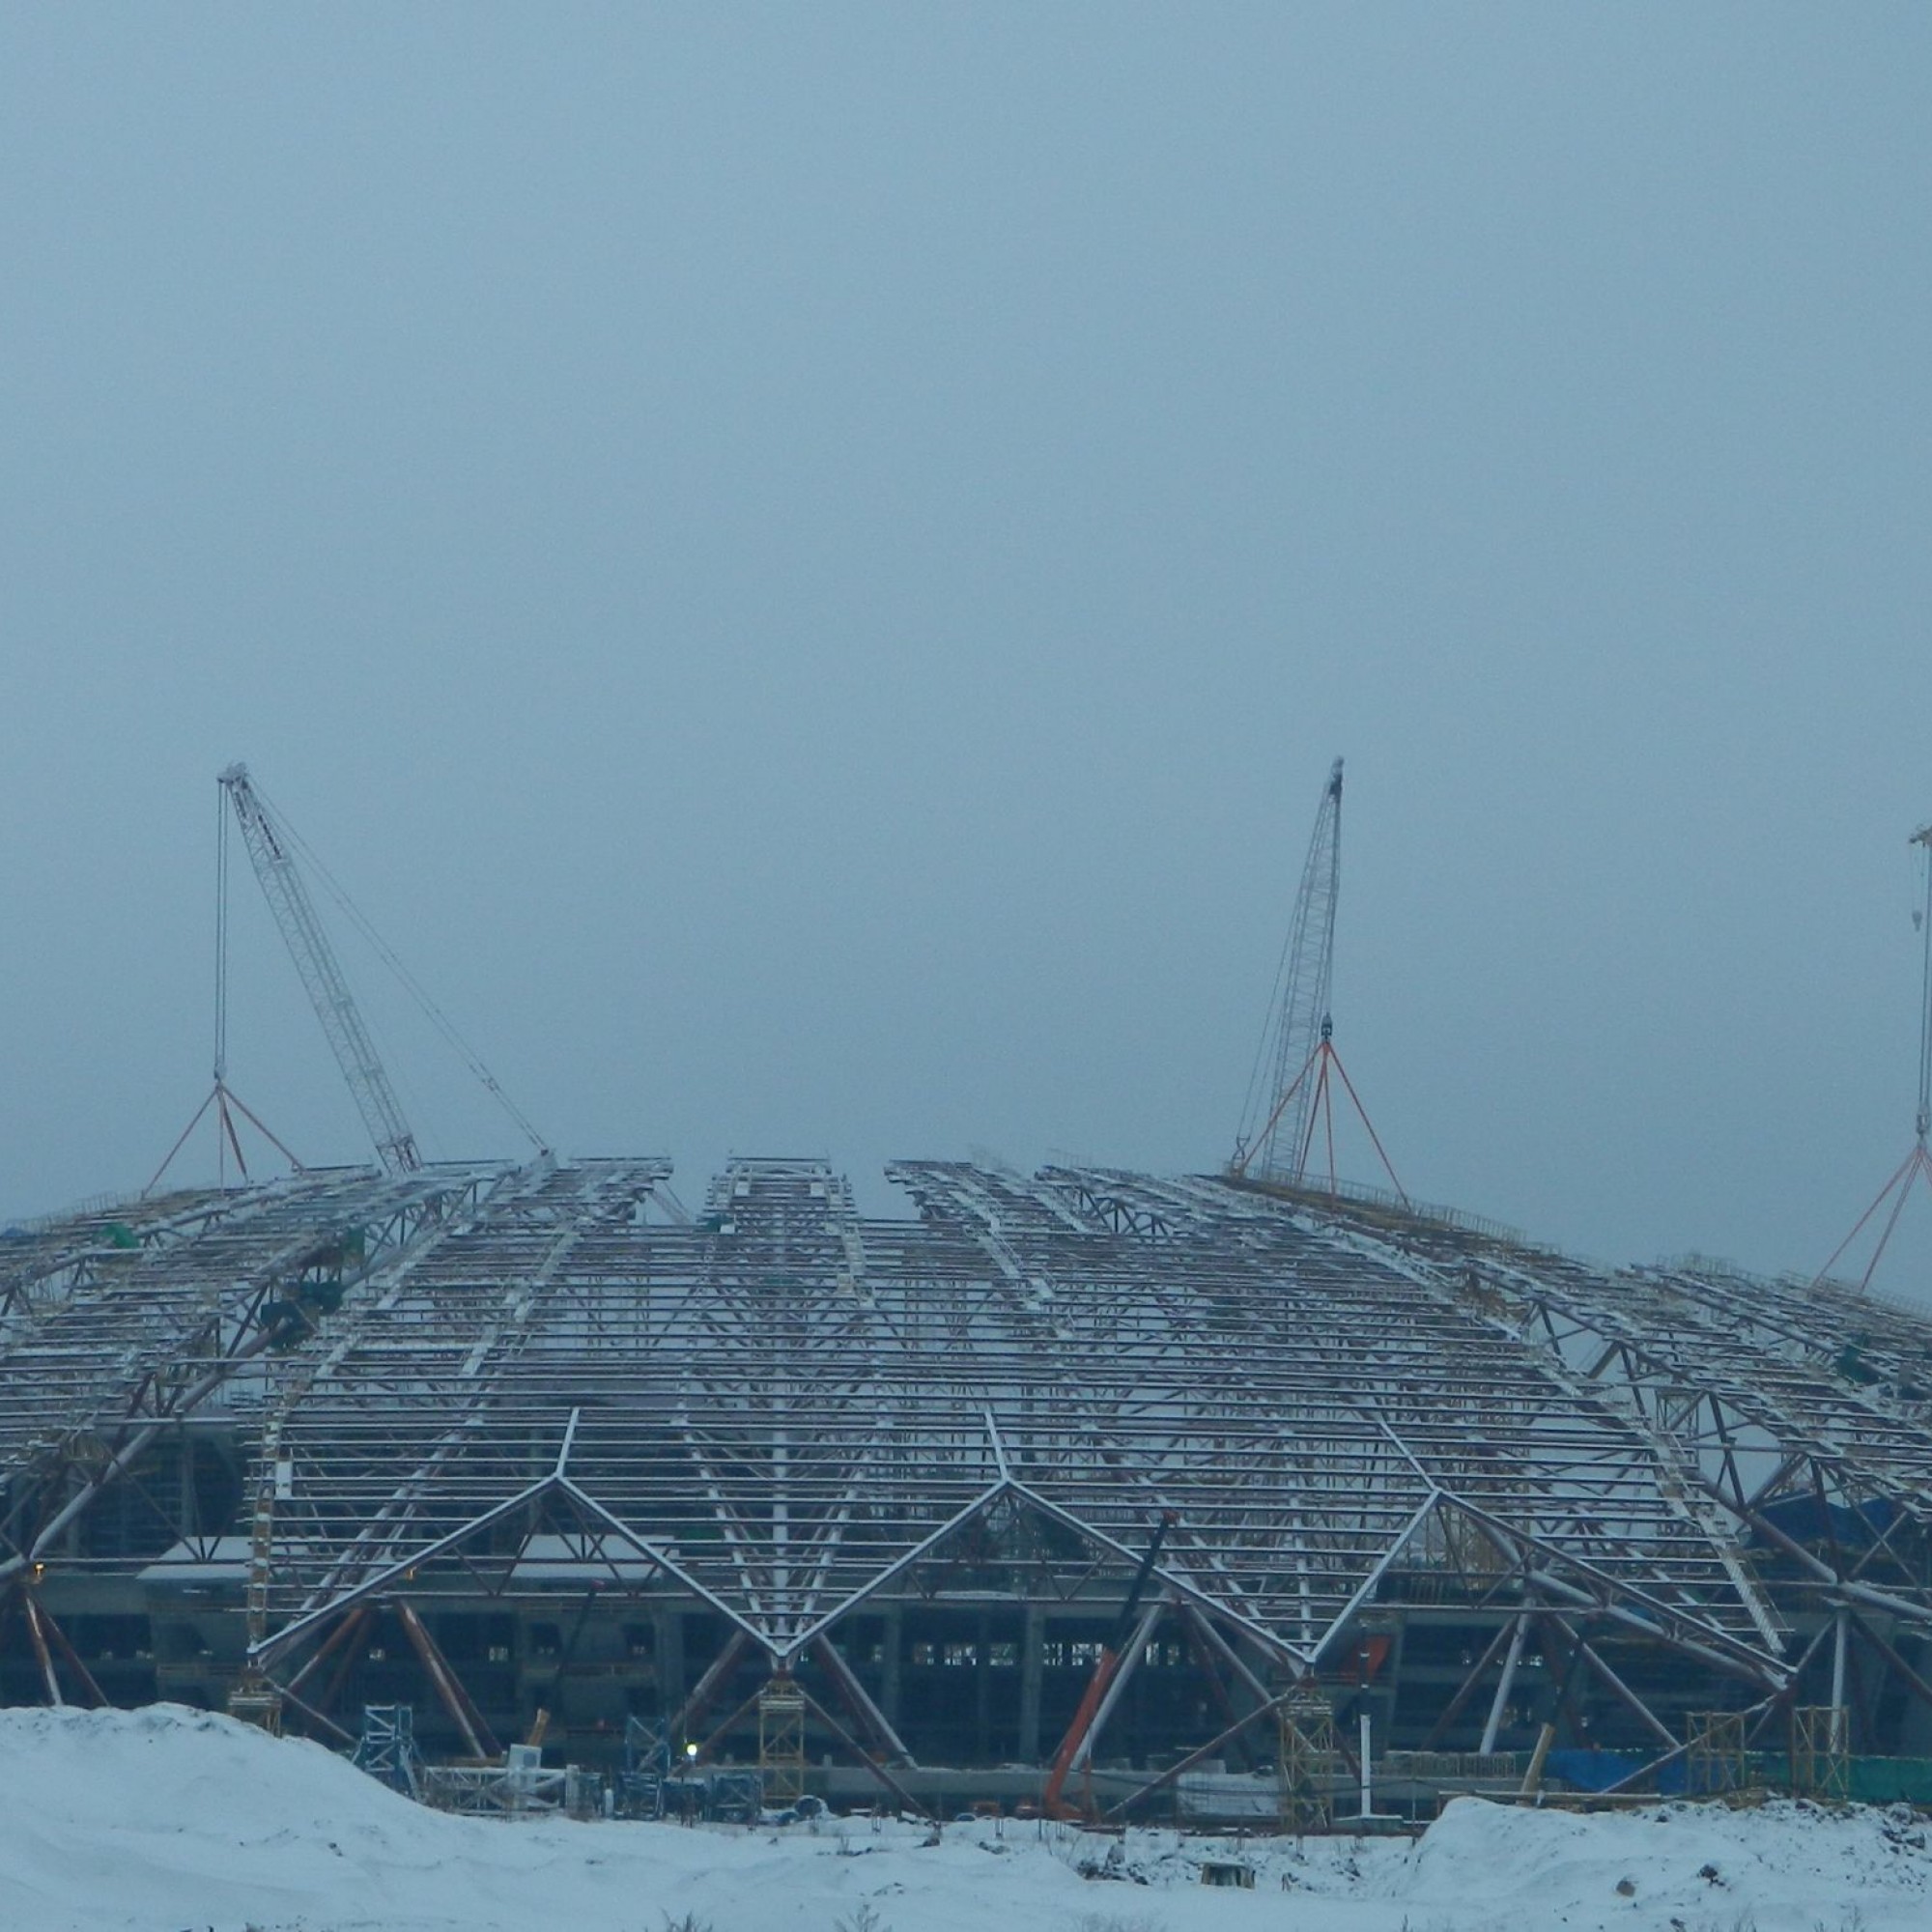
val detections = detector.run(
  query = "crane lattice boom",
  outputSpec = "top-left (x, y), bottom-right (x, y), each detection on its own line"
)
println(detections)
top-left (1915, 822), bottom-right (1932, 1147)
top-left (217, 763), bottom-right (421, 1175)
top-left (1237, 756), bottom-right (1343, 1183)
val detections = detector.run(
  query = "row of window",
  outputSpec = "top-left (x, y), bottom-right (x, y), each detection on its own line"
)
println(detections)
top-left (147, 1622), bottom-right (1199, 1673)
top-left (897, 1639), bottom-right (1190, 1670)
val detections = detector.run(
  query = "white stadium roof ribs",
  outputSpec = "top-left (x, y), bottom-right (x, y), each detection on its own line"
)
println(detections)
top-left (10, 1154), bottom-right (1932, 1783)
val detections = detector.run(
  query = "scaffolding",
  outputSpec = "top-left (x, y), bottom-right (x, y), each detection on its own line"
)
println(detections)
top-left (758, 1675), bottom-right (809, 1805)
top-left (1686, 1711), bottom-right (1748, 1798)
top-left (1791, 1705), bottom-right (1851, 1804)
top-left (1278, 1689), bottom-right (1340, 1834)
top-left (352, 1704), bottom-right (423, 1798)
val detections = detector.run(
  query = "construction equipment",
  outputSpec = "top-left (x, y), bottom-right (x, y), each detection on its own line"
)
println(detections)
top-left (1236, 758), bottom-right (1343, 1183)
top-left (1041, 1512), bottom-right (1175, 1819)
top-left (144, 784), bottom-right (305, 1194)
top-left (1231, 758), bottom-right (1406, 1200)
top-left (218, 764), bottom-right (422, 1174)
top-left (1814, 820), bottom-right (1932, 1290)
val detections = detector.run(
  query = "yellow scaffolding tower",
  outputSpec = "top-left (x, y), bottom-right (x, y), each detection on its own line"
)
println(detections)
top-left (1790, 1705), bottom-right (1850, 1804)
top-left (1278, 1688), bottom-right (1339, 1834)
top-left (759, 1675), bottom-right (808, 1805)
top-left (1686, 1710), bottom-right (1747, 1798)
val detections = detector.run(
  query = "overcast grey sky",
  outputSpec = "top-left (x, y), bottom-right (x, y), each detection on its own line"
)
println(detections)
top-left (4, 6), bottom-right (1930, 1287)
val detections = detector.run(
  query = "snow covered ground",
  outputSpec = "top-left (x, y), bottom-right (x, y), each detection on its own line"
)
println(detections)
top-left (1, 1706), bottom-right (1924, 1932)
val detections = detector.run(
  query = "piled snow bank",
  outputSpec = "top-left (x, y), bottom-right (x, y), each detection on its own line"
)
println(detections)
top-left (1, 1705), bottom-right (1928, 1931)
top-left (1404, 1793), bottom-right (1932, 1925)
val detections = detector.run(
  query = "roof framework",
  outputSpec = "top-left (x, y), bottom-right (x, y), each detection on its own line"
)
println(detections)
top-left (7, 1156), bottom-right (1932, 1741)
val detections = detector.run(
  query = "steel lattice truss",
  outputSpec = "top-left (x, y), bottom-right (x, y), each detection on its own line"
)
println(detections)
top-left (8, 1155), bottom-right (1932, 1707)
top-left (0, 1167), bottom-right (498, 1585)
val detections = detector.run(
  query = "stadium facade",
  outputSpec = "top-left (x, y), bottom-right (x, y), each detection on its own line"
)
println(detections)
top-left (5, 1153), bottom-right (1932, 1813)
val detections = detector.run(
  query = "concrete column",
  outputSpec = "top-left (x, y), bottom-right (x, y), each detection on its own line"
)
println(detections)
top-left (655, 1608), bottom-right (684, 1721)
top-left (1832, 1608), bottom-right (1850, 1751)
top-left (880, 1603), bottom-right (902, 1725)
top-left (972, 1610), bottom-right (990, 1760)
top-left (1018, 1605), bottom-right (1045, 1763)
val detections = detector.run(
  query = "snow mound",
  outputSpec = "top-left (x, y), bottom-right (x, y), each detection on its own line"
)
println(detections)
top-left (1407, 1793), bottom-right (1932, 1923)
top-left (2, 1705), bottom-right (1928, 1931)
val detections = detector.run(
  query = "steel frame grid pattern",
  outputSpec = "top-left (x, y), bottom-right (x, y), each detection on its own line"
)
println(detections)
top-left (1253, 1179), bottom-right (1932, 1636)
top-left (14, 1152), bottom-right (1932, 1758)
top-left (241, 1161), bottom-right (1796, 1679)
top-left (0, 1164), bottom-right (501, 1583)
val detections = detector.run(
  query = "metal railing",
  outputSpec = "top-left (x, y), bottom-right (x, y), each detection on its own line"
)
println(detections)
top-left (1233, 1171), bottom-right (1527, 1247)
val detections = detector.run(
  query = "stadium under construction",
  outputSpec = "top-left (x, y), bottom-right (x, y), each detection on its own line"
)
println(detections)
top-left (5, 763), bottom-right (1932, 1820)
top-left (7, 1153), bottom-right (1932, 1816)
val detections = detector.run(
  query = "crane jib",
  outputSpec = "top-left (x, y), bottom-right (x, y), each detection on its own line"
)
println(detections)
top-left (217, 764), bottom-right (424, 1176)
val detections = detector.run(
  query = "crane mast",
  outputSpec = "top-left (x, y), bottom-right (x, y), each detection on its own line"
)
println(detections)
top-left (1915, 821), bottom-right (1932, 1148)
top-left (217, 763), bottom-right (422, 1175)
top-left (1236, 757), bottom-right (1344, 1182)
top-left (1810, 817), bottom-right (1932, 1292)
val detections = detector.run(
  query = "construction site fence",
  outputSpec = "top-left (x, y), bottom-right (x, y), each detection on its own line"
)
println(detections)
top-left (389, 1749), bottom-right (1932, 1821)
top-left (1544, 1750), bottom-right (1932, 1805)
